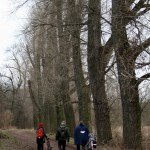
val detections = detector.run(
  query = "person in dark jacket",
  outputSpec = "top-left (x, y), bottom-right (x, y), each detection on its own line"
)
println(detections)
top-left (74, 121), bottom-right (89, 150)
top-left (56, 121), bottom-right (70, 150)
top-left (36, 123), bottom-right (47, 150)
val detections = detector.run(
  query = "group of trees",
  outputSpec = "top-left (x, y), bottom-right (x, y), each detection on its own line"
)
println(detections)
top-left (0, 0), bottom-right (149, 149)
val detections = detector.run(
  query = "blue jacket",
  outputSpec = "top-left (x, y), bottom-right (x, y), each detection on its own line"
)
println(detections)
top-left (74, 123), bottom-right (89, 145)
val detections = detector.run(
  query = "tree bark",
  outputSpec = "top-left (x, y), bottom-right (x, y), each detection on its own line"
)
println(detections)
top-left (56, 0), bottom-right (76, 135)
top-left (68, 0), bottom-right (91, 127)
top-left (112, 0), bottom-right (142, 148)
top-left (87, 0), bottom-right (112, 144)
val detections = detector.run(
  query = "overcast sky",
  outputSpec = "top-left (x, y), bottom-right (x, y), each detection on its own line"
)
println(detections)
top-left (0, 0), bottom-right (29, 69)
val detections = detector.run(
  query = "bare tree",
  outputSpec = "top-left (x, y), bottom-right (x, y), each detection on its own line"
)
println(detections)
top-left (112, 0), bottom-right (150, 149)
top-left (67, 0), bottom-right (91, 127)
top-left (87, 0), bottom-right (112, 144)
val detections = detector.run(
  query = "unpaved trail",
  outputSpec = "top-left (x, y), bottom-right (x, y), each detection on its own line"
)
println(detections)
top-left (0, 129), bottom-right (76, 150)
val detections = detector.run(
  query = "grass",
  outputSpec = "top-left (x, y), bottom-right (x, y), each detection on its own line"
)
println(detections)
top-left (0, 129), bottom-right (20, 150)
top-left (95, 126), bottom-right (150, 150)
top-left (0, 130), bottom-right (10, 150)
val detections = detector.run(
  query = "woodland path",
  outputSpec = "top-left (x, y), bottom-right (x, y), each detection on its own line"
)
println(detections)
top-left (0, 129), bottom-right (76, 150)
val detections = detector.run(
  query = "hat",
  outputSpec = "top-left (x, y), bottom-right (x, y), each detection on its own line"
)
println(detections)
top-left (61, 121), bottom-right (66, 125)
top-left (38, 123), bottom-right (43, 127)
top-left (79, 121), bottom-right (84, 125)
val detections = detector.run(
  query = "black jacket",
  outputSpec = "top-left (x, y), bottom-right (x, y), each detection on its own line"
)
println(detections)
top-left (56, 124), bottom-right (70, 141)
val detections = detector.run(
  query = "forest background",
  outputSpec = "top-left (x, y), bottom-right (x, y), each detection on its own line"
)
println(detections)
top-left (0, 0), bottom-right (149, 150)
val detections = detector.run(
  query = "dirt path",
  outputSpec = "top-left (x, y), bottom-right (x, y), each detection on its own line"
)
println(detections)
top-left (0, 129), bottom-right (76, 150)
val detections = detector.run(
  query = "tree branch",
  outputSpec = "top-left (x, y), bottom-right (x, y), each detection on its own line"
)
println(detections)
top-left (134, 37), bottom-right (150, 58)
top-left (131, 0), bottom-right (146, 14)
top-left (127, 0), bottom-right (135, 8)
top-left (136, 7), bottom-right (150, 18)
top-left (26, 45), bottom-right (35, 69)
top-left (127, 0), bottom-right (148, 21)
top-left (28, 80), bottom-right (41, 110)
top-left (135, 62), bottom-right (150, 69)
top-left (137, 73), bottom-right (150, 85)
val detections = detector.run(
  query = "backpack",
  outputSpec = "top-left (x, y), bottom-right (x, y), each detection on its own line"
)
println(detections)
top-left (59, 127), bottom-right (66, 140)
top-left (37, 128), bottom-right (44, 138)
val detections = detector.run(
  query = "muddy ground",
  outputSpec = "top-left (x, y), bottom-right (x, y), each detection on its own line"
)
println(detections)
top-left (0, 129), bottom-right (76, 150)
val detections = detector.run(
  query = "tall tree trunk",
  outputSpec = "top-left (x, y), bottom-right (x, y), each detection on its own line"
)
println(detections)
top-left (116, 48), bottom-right (142, 149)
top-left (112, 0), bottom-right (142, 149)
top-left (68, 0), bottom-right (91, 127)
top-left (87, 0), bottom-right (112, 144)
top-left (56, 0), bottom-right (75, 134)
top-left (35, 28), bottom-right (44, 123)
top-left (28, 80), bottom-right (40, 129)
top-left (42, 55), bottom-right (56, 132)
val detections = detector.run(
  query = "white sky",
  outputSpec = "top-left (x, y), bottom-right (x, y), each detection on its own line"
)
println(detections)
top-left (0, 0), bottom-right (29, 69)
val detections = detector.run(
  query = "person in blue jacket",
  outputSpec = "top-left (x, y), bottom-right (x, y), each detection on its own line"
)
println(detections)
top-left (74, 121), bottom-right (89, 150)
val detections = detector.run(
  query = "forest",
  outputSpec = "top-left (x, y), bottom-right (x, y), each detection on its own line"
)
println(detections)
top-left (0, 0), bottom-right (150, 149)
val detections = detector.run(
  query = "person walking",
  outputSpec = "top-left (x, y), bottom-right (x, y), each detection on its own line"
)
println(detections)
top-left (74, 121), bottom-right (89, 150)
top-left (36, 123), bottom-right (48, 150)
top-left (56, 121), bottom-right (70, 150)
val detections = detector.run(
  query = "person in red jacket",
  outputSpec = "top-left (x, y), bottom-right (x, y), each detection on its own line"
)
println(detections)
top-left (36, 123), bottom-right (47, 150)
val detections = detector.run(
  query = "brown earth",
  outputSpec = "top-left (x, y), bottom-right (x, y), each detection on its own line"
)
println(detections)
top-left (0, 129), bottom-right (76, 150)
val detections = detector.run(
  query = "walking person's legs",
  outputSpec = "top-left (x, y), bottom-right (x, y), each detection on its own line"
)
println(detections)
top-left (77, 144), bottom-right (80, 150)
top-left (58, 140), bottom-right (62, 150)
top-left (62, 140), bottom-right (66, 150)
top-left (82, 141), bottom-right (87, 150)
top-left (37, 144), bottom-right (40, 150)
top-left (38, 143), bottom-right (43, 150)
top-left (37, 138), bottom-right (44, 150)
